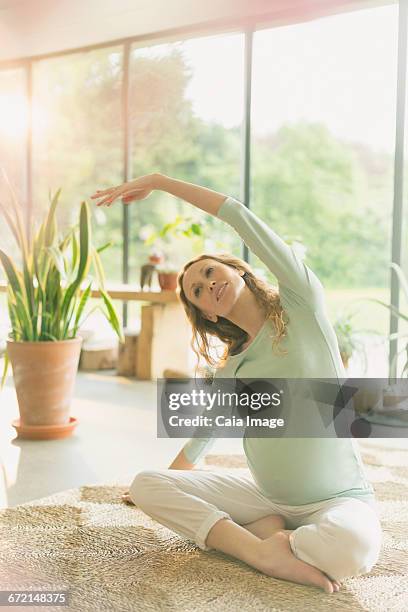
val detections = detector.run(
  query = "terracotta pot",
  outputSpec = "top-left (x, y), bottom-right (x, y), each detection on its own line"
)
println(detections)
top-left (158, 272), bottom-right (178, 291)
top-left (12, 416), bottom-right (78, 440)
top-left (149, 254), bottom-right (163, 264)
top-left (7, 338), bottom-right (82, 428)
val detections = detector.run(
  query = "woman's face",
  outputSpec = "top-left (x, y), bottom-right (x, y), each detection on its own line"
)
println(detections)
top-left (181, 258), bottom-right (246, 322)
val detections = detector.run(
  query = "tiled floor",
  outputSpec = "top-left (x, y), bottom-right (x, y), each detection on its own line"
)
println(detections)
top-left (0, 368), bottom-right (242, 507)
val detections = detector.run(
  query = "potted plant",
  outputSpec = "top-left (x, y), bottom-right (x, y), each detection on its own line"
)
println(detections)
top-left (0, 175), bottom-right (123, 439)
top-left (144, 215), bottom-right (204, 291)
top-left (362, 262), bottom-right (408, 417)
top-left (333, 311), bottom-right (369, 371)
top-left (366, 262), bottom-right (408, 378)
top-left (155, 265), bottom-right (178, 291)
top-left (331, 309), bottom-right (386, 415)
top-left (148, 251), bottom-right (164, 266)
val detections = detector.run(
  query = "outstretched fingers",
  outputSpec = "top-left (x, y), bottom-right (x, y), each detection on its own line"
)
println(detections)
top-left (90, 188), bottom-right (115, 198)
top-left (91, 186), bottom-right (145, 207)
top-left (95, 192), bottom-right (121, 207)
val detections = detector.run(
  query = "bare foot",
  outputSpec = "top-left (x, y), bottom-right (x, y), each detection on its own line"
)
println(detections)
top-left (256, 530), bottom-right (339, 594)
top-left (121, 491), bottom-right (134, 505)
top-left (119, 495), bottom-right (340, 593)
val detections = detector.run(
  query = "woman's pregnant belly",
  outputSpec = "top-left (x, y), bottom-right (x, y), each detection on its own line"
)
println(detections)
top-left (243, 437), bottom-right (374, 505)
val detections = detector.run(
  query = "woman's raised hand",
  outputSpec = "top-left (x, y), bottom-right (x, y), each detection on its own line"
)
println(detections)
top-left (90, 173), bottom-right (157, 207)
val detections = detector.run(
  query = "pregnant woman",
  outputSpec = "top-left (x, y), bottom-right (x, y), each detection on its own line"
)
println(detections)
top-left (91, 174), bottom-right (382, 595)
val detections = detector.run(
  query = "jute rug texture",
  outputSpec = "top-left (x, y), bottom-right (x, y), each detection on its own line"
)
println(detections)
top-left (0, 440), bottom-right (407, 611)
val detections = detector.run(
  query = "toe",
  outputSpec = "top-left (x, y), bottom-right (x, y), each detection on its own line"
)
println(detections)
top-left (311, 570), bottom-right (333, 594)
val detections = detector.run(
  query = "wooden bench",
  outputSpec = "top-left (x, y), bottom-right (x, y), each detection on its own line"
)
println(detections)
top-left (0, 281), bottom-right (192, 380)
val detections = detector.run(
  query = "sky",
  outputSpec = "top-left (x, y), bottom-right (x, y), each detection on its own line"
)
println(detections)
top-left (181, 3), bottom-right (399, 155)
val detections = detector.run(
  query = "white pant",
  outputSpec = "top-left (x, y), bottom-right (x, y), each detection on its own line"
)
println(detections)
top-left (129, 469), bottom-right (382, 582)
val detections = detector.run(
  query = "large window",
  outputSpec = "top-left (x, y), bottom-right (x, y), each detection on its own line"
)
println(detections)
top-left (251, 4), bottom-right (398, 375)
top-left (0, 68), bottom-right (27, 270)
top-left (129, 34), bottom-right (244, 282)
top-left (0, 3), bottom-right (403, 372)
top-left (0, 68), bottom-right (27, 334)
top-left (125, 34), bottom-right (244, 329)
top-left (31, 47), bottom-right (124, 281)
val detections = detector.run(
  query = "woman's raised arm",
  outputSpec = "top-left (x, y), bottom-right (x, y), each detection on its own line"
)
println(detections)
top-left (156, 174), bottom-right (228, 217)
top-left (91, 173), bottom-right (228, 217)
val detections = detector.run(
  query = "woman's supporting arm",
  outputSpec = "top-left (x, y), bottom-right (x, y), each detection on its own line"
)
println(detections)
top-left (154, 173), bottom-right (228, 217)
top-left (168, 447), bottom-right (196, 470)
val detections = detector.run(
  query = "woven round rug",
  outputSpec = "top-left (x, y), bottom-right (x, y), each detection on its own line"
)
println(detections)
top-left (0, 441), bottom-right (407, 611)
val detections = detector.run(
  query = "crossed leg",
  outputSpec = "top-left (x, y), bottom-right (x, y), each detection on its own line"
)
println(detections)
top-left (122, 473), bottom-right (341, 593)
top-left (240, 514), bottom-right (340, 591)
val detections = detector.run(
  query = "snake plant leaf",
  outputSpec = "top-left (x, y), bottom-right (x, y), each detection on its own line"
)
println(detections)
top-left (1, 351), bottom-right (9, 390)
top-left (72, 283), bottom-right (92, 337)
top-left (0, 250), bottom-right (33, 335)
top-left (59, 227), bottom-right (73, 252)
top-left (72, 230), bottom-right (79, 271)
top-left (0, 183), bottom-right (122, 352)
top-left (41, 332), bottom-right (59, 341)
top-left (92, 247), bottom-right (106, 290)
top-left (1, 249), bottom-right (33, 341)
top-left (60, 201), bottom-right (90, 321)
top-left (78, 201), bottom-right (91, 279)
top-left (46, 246), bottom-right (67, 281)
top-left (0, 250), bottom-right (23, 298)
top-left (8, 303), bottom-right (20, 339)
top-left (43, 267), bottom-right (61, 338)
top-left (0, 198), bottom-right (20, 247)
top-left (72, 304), bottom-right (99, 333)
top-left (99, 288), bottom-right (124, 342)
top-left (44, 188), bottom-right (62, 247)
top-left (23, 256), bottom-right (35, 315)
top-left (14, 290), bottom-right (34, 340)
top-left (96, 241), bottom-right (112, 254)
top-left (33, 221), bottom-right (49, 290)
top-left (0, 168), bottom-right (28, 259)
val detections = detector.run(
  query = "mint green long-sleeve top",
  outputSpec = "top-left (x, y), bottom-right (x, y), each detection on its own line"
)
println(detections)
top-left (182, 196), bottom-right (375, 505)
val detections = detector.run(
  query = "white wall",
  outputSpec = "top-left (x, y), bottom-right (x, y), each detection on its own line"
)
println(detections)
top-left (0, 0), bottom-right (393, 63)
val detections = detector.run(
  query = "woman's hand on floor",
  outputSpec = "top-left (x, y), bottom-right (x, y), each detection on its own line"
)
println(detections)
top-left (90, 174), bottom-right (157, 207)
top-left (122, 492), bottom-right (134, 505)
top-left (168, 448), bottom-right (195, 470)
top-left (121, 449), bottom-right (195, 504)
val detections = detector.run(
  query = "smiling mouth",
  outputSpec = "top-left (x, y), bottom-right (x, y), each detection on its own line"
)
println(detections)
top-left (216, 282), bottom-right (228, 302)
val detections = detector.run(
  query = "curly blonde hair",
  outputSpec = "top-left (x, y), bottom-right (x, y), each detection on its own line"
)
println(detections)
top-left (177, 253), bottom-right (289, 370)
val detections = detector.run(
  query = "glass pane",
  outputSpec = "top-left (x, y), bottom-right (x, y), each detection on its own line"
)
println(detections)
top-left (251, 4), bottom-right (398, 376)
top-left (32, 47), bottom-right (124, 282)
top-left (399, 20), bottom-right (408, 379)
top-left (129, 34), bottom-right (244, 300)
top-left (0, 68), bottom-right (27, 276)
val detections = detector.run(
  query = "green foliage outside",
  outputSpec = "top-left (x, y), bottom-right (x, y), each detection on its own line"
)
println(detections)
top-left (0, 44), bottom-right (395, 294)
